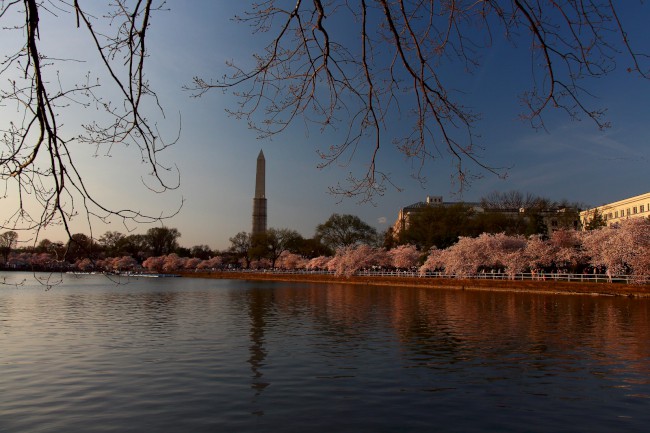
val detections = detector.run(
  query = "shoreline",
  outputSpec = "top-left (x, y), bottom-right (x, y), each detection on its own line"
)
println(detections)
top-left (179, 271), bottom-right (650, 298)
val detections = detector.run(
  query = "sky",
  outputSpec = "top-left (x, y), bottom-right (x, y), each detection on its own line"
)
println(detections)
top-left (2, 1), bottom-right (650, 251)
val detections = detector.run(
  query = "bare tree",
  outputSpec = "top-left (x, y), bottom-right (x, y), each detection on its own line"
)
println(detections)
top-left (480, 190), bottom-right (551, 210)
top-left (1, 0), bottom-right (179, 246)
top-left (190, 1), bottom-right (649, 200)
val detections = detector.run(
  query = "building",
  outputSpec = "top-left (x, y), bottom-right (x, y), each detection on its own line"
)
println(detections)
top-left (392, 195), bottom-right (482, 234)
top-left (252, 150), bottom-right (267, 236)
top-left (392, 195), bottom-right (579, 239)
top-left (580, 191), bottom-right (650, 229)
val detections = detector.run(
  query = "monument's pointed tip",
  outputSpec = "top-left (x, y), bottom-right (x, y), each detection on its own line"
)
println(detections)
top-left (258, 149), bottom-right (265, 158)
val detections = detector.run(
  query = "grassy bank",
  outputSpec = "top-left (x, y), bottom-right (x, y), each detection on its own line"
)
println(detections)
top-left (179, 271), bottom-right (650, 298)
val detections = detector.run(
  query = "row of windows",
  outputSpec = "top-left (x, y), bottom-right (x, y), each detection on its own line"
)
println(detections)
top-left (604, 203), bottom-right (649, 220)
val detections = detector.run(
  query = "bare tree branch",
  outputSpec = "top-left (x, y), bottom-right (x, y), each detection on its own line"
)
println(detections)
top-left (1, 0), bottom-right (180, 249)
top-left (189, 0), bottom-right (649, 201)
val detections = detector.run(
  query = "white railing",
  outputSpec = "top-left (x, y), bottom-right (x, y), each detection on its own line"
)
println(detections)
top-left (210, 268), bottom-right (647, 285)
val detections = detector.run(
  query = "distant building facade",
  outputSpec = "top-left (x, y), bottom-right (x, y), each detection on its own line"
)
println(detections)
top-left (252, 150), bottom-right (267, 236)
top-left (580, 191), bottom-right (650, 229)
top-left (392, 195), bottom-right (482, 235)
top-left (392, 195), bottom-right (579, 239)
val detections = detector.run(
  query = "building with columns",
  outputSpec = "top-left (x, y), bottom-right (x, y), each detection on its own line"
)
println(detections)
top-left (252, 150), bottom-right (267, 236)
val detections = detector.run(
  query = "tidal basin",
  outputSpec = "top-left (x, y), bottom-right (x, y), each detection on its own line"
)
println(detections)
top-left (1, 272), bottom-right (649, 432)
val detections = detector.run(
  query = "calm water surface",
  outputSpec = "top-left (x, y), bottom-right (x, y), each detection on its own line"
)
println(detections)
top-left (1, 272), bottom-right (649, 432)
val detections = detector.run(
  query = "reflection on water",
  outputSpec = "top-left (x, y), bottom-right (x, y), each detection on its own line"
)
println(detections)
top-left (1, 272), bottom-right (649, 432)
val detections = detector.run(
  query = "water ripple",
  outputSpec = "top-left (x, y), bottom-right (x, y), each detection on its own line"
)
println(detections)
top-left (2, 273), bottom-right (650, 432)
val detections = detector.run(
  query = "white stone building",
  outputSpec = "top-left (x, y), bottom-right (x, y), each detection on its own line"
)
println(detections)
top-left (580, 191), bottom-right (650, 229)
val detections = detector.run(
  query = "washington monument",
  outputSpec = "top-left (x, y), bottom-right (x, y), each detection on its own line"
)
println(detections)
top-left (252, 150), bottom-right (267, 236)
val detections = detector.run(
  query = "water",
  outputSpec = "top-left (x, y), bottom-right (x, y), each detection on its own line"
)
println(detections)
top-left (1, 272), bottom-right (649, 432)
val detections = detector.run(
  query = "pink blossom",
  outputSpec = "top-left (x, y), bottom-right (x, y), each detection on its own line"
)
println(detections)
top-left (331, 245), bottom-right (388, 276)
top-left (196, 256), bottom-right (223, 270)
top-left (419, 247), bottom-right (444, 275)
top-left (184, 257), bottom-right (202, 270)
top-left (162, 254), bottom-right (185, 272)
top-left (307, 255), bottom-right (331, 270)
top-left (114, 256), bottom-right (138, 271)
top-left (388, 244), bottom-right (420, 269)
top-left (276, 251), bottom-right (307, 269)
top-left (142, 256), bottom-right (165, 272)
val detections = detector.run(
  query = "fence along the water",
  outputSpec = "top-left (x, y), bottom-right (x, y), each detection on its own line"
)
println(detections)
top-left (224, 268), bottom-right (645, 284)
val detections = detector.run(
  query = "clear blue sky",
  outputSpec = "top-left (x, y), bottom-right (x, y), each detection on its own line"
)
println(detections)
top-left (3, 1), bottom-right (650, 250)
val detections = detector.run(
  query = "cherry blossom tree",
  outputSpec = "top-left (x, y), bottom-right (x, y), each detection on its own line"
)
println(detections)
top-left (162, 254), bottom-right (185, 272)
top-left (184, 257), bottom-right (202, 270)
top-left (548, 229), bottom-right (587, 272)
top-left (331, 245), bottom-right (388, 277)
top-left (488, 233), bottom-right (527, 279)
top-left (388, 245), bottom-right (420, 270)
top-left (7, 252), bottom-right (30, 269)
top-left (419, 247), bottom-right (445, 276)
top-left (250, 258), bottom-right (272, 270)
top-left (525, 235), bottom-right (555, 276)
top-left (196, 256), bottom-right (223, 271)
top-left (620, 219), bottom-right (650, 283)
top-left (113, 256), bottom-right (138, 272)
top-left (583, 219), bottom-right (650, 283)
top-left (142, 256), bottom-right (165, 273)
top-left (307, 255), bottom-right (331, 271)
top-left (75, 258), bottom-right (94, 272)
top-left (439, 235), bottom-right (490, 278)
top-left (276, 251), bottom-right (307, 270)
top-left (32, 252), bottom-right (57, 269)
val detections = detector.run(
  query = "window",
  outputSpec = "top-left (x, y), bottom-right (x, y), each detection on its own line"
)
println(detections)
top-left (615, 211), bottom-right (619, 218)
top-left (627, 208), bottom-right (631, 216)
top-left (633, 207), bottom-right (638, 214)
top-left (641, 205), bottom-right (646, 213)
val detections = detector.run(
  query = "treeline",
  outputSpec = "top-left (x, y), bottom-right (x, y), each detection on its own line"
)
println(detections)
top-left (3, 217), bottom-right (648, 284)
top-left (0, 191), bottom-right (621, 278)
top-left (0, 213), bottom-right (375, 271)
top-left (273, 218), bottom-right (647, 283)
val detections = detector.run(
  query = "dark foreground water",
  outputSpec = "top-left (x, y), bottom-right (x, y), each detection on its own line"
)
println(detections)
top-left (1, 272), bottom-right (649, 432)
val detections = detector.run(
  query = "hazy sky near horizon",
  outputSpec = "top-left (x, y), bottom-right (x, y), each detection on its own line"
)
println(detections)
top-left (2, 1), bottom-right (650, 250)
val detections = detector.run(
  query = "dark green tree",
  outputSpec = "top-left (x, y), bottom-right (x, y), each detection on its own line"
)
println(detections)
top-left (256, 228), bottom-right (304, 268)
top-left (472, 211), bottom-right (518, 236)
top-left (315, 214), bottom-right (378, 250)
top-left (229, 232), bottom-right (252, 269)
top-left (35, 239), bottom-right (65, 259)
top-left (401, 204), bottom-right (478, 250)
top-left (145, 227), bottom-right (181, 256)
top-left (99, 231), bottom-right (126, 257)
top-left (121, 234), bottom-right (149, 261)
top-left (65, 233), bottom-right (100, 263)
top-left (190, 245), bottom-right (213, 260)
top-left (381, 228), bottom-right (398, 250)
top-left (294, 237), bottom-right (332, 258)
top-left (0, 231), bottom-right (18, 263)
top-left (585, 209), bottom-right (607, 231)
